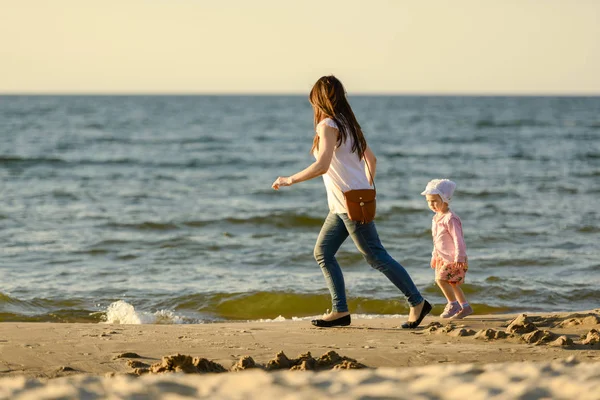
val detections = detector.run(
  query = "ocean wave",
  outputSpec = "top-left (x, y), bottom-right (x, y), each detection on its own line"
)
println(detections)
top-left (0, 154), bottom-right (304, 171)
top-left (578, 225), bottom-right (600, 234)
top-left (1, 106), bottom-right (57, 118)
top-left (182, 220), bottom-right (212, 228)
top-left (2, 286), bottom-right (597, 324)
top-left (535, 185), bottom-right (579, 194)
top-left (0, 310), bottom-right (102, 323)
top-left (152, 291), bottom-right (516, 321)
top-left (83, 122), bottom-right (106, 130)
top-left (458, 189), bottom-right (521, 199)
top-left (572, 170), bottom-right (600, 178)
top-left (51, 190), bottom-right (79, 200)
top-left (0, 155), bottom-right (228, 170)
top-left (0, 292), bottom-right (102, 323)
top-left (438, 135), bottom-right (492, 144)
top-left (382, 151), bottom-right (414, 159)
top-left (0, 155), bottom-right (140, 168)
top-left (380, 206), bottom-right (423, 216)
top-left (508, 151), bottom-right (536, 160)
top-left (224, 213), bottom-right (324, 228)
top-left (0, 292), bottom-right (15, 303)
top-left (502, 210), bottom-right (544, 218)
top-left (478, 258), bottom-right (560, 267)
top-left (105, 222), bottom-right (180, 231)
top-left (546, 241), bottom-right (585, 250)
top-left (0, 293), bottom-right (85, 309)
top-left (475, 119), bottom-right (550, 129)
top-left (77, 239), bottom-right (136, 255)
top-left (0, 155), bottom-right (66, 166)
top-left (579, 152), bottom-right (600, 160)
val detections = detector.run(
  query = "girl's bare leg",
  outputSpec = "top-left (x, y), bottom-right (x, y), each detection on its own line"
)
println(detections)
top-left (436, 280), bottom-right (457, 303)
top-left (451, 283), bottom-right (467, 304)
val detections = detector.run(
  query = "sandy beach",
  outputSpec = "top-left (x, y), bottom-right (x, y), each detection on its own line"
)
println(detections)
top-left (1, 310), bottom-right (599, 399)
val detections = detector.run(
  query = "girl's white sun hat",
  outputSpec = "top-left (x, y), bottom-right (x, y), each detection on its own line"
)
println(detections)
top-left (421, 179), bottom-right (457, 205)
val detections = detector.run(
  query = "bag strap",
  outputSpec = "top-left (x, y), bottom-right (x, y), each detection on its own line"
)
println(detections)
top-left (365, 160), bottom-right (376, 192)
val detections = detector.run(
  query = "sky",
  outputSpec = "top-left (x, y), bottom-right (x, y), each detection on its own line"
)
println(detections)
top-left (1, 0), bottom-right (599, 94)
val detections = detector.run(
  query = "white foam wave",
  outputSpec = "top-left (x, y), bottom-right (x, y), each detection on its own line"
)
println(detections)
top-left (102, 300), bottom-right (187, 324)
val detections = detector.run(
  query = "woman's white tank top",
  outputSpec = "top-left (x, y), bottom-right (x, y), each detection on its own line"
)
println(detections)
top-left (314, 118), bottom-right (372, 214)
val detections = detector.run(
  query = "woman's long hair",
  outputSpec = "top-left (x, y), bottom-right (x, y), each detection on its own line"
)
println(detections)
top-left (309, 75), bottom-right (367, 160)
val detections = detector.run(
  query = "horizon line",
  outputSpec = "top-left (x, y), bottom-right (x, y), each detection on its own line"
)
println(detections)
top-left (1, 91), bottom-right (600, 97)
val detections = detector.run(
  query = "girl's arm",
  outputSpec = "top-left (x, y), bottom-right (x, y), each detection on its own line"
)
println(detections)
top-left (272, 124), bottom-right (337, 190)
top-left (430, 219), bottom-right (438, 268)
top-left (363, 145), bottom-right (377, 186)
top-left (447, 217), bottom-right (467, 265)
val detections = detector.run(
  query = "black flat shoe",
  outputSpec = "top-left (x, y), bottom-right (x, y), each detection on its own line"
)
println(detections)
top-left (311, 314), bottom-right (351, 328)
top-left (401, 300), bottom-right (432, 329)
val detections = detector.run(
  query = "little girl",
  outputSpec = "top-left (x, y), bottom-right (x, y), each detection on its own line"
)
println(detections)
top-left (421, 179), bottom-right (472, 319)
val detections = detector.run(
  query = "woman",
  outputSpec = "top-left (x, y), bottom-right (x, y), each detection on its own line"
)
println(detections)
top-left (272, 75), bottom-right (431, 329)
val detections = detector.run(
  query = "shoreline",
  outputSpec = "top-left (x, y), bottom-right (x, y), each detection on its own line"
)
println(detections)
top-left (1, 310), bottom-right (599, 398)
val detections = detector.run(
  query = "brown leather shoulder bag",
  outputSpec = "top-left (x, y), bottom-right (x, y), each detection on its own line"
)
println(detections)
top-left (341, 163), bottom-right (376, 224)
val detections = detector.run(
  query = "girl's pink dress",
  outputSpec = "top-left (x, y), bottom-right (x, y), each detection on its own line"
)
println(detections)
top-left (430, 210), bottom-right (468, 284)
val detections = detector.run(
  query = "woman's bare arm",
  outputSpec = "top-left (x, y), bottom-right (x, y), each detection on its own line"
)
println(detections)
top-left (272, 125), bottom-right (337, 190)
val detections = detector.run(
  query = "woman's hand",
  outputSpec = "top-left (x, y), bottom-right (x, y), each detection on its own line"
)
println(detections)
top-left (272, 176), bottom-right (292, 190)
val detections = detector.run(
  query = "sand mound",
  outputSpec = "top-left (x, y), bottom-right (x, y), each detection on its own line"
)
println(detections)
top-left (558, 314), bottom-right (600, 328)
top-left (525, 312), bottom-right (600, 328)
top-left (581, 329), bottom-right (600, 347)
top-left (425, 322), bottom-right (475, 337)
top-left (550, 336), bottom-right (574, 347)
top-left (267, 350), bottom-right (367, 371)
top-left (423, 317), bottom-right (574, 345)
top-left (448, 328), bottom-right (476, 337)
top-left (424, 321), bottom-right (444, 333)
top-left (265, 351), bottom-right (293, 370)
top-left (147, 354), bottom-right (228, 374)
top-left (231, 356), bottom-right (259, 371)
top-left (505, 314), bottom-right (538, 334)
top-left (521, 329), bottom-right (558, 345)
top-left (129, 351), bottom-right (367, 375)
top-left (474, 328), bottom-right (508, 340)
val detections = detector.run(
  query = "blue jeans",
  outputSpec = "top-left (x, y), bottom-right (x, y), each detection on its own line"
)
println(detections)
top-left (313, 212), bottom-right (424, 312)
